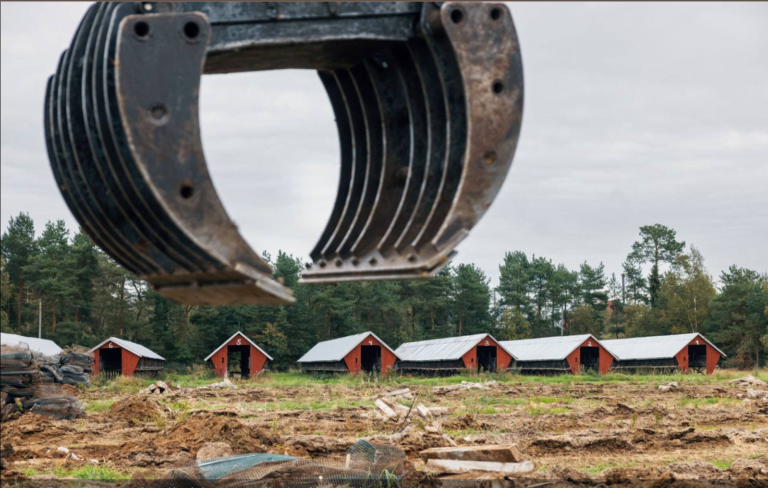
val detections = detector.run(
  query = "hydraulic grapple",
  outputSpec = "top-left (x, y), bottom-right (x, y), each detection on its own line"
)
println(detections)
top-left (45, 2), bottom-right (524, 306)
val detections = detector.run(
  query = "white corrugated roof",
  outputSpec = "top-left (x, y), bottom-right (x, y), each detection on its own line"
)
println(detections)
top-left (1, 333), bottom-right (63, 357)
top-left (501, 334), bottom-right (610, 362)
top-left (395, 333), bottom-right (515, 362)
top-left (602, 333), bottom-right (726, 360)
top-left (297, 331), bottom-right (398, 363)
top-left (90, 337), bottom-right (165, 361)
top-left (204, 331), bottom-right (273, 362)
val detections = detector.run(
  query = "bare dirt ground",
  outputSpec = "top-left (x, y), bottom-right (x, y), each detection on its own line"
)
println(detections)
top-left (2, 372), bottom-right (767, 485)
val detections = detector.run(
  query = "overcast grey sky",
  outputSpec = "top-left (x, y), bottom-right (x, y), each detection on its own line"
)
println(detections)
top-left (2, 2), bottom-right (766, 288)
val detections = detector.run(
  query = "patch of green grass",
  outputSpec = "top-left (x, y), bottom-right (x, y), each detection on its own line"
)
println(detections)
top-left (530, 396), bottom-right (574, 405)
top-left (245, 398), bottom-right (374, 412)
top-left (20, 468), bottom-right (38, 477)
top-left (26, 466), bottom-right (131, 481)
top-left (84, 399), bottom-right (115, 414)
top-left (161, 400), bottom-right (192, 412)
top-left (678, 396), bottom-right (736, 409)
top-left (709, 458), bottom-right (734, 470)
top-left (578, 461), bottom-right (637, 475)
top-left (87, 368), bottom-right (768, 395)
top-left (527, 406), bottom-right (570, 416)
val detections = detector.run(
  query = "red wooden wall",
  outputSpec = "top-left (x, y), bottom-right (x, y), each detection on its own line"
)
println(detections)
top-left (343, 334), bottom-right (397, 374)
top-left (208, 333), bottom-right (270, 378)
top-left (91, 341), bottom-right (141, 377)
top-left (460, 335), bottom-right (513, 372)
top-left (565, 338), bottom-right (614, 374)
top-left (674, 335), bottom-right (721, 375)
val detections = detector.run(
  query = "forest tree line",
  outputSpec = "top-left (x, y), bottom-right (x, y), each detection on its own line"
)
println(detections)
top-left (2, 213), bottom-right (767, 369)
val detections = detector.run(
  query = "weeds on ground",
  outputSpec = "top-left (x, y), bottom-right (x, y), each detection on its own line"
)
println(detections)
top-left (709, 458), bottom-right (735, 469)
top-left (527, 406), bottom-right (570, 416)
top-left (578, 460), bottom-right (637, 475)
top-left (88, 368), bottom-right (767, 395)
top-left (84, 399), bottom-right (115, 414)
top-left (21, 466), bottom-right (130, 481)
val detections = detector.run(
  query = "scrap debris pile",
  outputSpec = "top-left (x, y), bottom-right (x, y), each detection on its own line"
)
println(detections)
top-left (0, 345), bottom-right (87, 421)
top-left (38, 346), bottom-right (93, 386)
top-left (161, 440), bottom-right (405, 488)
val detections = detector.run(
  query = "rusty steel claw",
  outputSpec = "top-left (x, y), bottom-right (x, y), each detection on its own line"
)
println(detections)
top-left (45, 2), bottom-right (524, 305)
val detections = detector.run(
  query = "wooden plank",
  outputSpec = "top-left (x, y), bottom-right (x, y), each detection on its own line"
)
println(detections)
top-left (374, 399), bottom-right (397, 419)
top-left (416, 404), bottom-right (431, 419)
top-left (426, 459), bottom-right (535, 476)
top-left (420, 445), bottom-right (523, 463)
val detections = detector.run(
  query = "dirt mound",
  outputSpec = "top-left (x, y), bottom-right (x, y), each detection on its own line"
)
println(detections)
top-left (525, 436), bottom-right (574, 454)
top-left (672, 432), bottom-right (732, 449)
top-left (158, 412), bottom-right (279, 454)
top-left (282, 435), bottom-right (353, 457)
top-left (1, 413), bottom-right (73, 444)
top-left (581, 436), bottom-right (633, 453)
top-left (110, 413), bottom-right (276, 468)
top-left (666, 461), bottom-right (723, 479)
top-left (109, 395), bottom-right (165, 424)
top-left (540, 465), bottom-right (592, 481)
top-left (442, 414), bottom-right (489, 433)
top-left (729, 457), bottom-right (768, 477)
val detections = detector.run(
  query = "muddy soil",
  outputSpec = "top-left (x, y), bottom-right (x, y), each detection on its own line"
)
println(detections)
top-left (1, 377), bottom-right (766, 485)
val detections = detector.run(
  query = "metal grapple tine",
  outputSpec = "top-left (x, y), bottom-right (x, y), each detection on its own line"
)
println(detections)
top-left (47, 1), bottom-right (523, 304)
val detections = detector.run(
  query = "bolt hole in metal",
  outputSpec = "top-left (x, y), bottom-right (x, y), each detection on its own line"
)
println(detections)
top-left (134, 21), bottom-right (150, 39)
top-left (149, 104), bottom-right (169, 125)
top-left (183, 21), bottom-right (200, 41)
top-left (484, 151), bottom-right (497, 167)
top-left (180, 182), bottom-right (194, 199)
top-left (450, 8), bottom-right (464, 24)
top-left (492, 80), bottom-right (505, 94)
top-left (490, 8), bottom-right (502, 20)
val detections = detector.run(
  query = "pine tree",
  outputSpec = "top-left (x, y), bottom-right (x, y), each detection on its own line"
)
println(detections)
top-left (453, 264), bottom-right (493, 335)
top-left (628, 224), bottom-right (685, 308)
top-left (0, 255), bottom-right (11, 332)
top-left (706, 266), bottom-right (768, 369)
top-left (23, 220), bottom-right (75, 334)
top-left (1, 213), bottom-right (37, 327)
top-left (622, 259), bottom-right (647, 304)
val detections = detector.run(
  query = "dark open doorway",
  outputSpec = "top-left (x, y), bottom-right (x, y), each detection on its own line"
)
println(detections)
top-left (476, 346), bottom-right (497, 372)
top-left (580, 346), bottom-right (600, 373)
top-left (360, 345), bottom-right (381, 373)
top-left (227, 345), bottom-right (251, 379)
top-left (99, 347), bottom-right (122, 378)
top-left (688, 344), bottom-right (707, 373)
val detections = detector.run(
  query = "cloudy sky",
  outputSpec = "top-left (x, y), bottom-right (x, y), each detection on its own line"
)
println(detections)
top-left (2, 2), bottom-right (766, 288)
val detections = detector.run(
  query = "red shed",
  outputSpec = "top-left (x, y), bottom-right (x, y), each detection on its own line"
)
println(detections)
top-left (501, 334), bottom-right (616, 375)
top-left (395, 333), bottom-right (515, 373)
top-left (604, 333), bottom-right (726, 374)
top-left (90, 337), bottom-right (165, 377)
top-left (297, 332), bottom-right (398, 374)
top-left (205, 331), bottom-right (272, 378)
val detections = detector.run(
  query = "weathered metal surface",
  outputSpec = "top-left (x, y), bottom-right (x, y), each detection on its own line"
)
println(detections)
top-left (500, 334), bottom-right (603, 362)
top-left (602, 333), bottom-right (726, 361)
top-left (395, 333), bottom-right (514, 362)
top-left (46, 2), bottom-right (524, 305)
top-left (89, 337), bottom-right (165, 361)
top-left (296, 331), bottom-right (396, 363)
